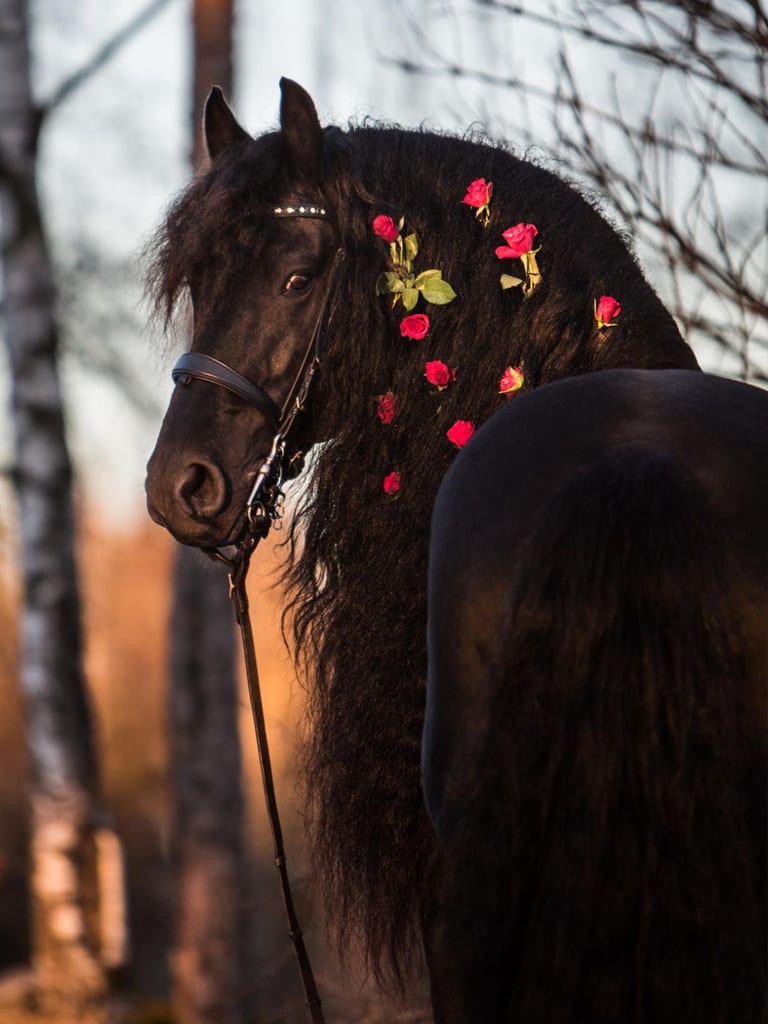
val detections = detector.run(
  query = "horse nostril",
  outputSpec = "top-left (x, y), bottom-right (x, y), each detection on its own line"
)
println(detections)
top-left (174, 459), bottom-right (229, 520)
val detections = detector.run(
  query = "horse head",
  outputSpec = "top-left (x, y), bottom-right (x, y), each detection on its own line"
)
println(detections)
top-left (146, 78), bottom-right (699, 552)
top-left (146, 79), bottom-right (341, 547)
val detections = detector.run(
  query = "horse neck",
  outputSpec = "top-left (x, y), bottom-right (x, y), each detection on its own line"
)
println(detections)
top-left (322, 126), bottom-right (697, 447)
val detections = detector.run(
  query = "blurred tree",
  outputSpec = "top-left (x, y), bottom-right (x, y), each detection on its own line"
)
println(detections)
top-left (0, 0), bottom-right (124, 1013)
top-left (166, 3), bottom-right (245, 1023)
top-left (0, 0), bottom-right (173, 1015)
top-left (168, 551), bottom-right (243, 1024)
top-left (388, 0), bottom-right (767, 381)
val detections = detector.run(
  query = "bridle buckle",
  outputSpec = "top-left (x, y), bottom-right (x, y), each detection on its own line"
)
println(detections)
top-left (245, 433), bottom-right (285, 534)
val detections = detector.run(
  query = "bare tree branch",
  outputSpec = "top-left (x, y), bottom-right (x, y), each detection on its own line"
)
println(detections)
top-left (40, 0), bottom-right (176, 120)
top-left (389, 0), bottom-right (767, 377)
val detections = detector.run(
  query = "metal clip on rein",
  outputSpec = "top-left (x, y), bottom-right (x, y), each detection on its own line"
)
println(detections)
top-left (244, 432), bottom-right (285, 536)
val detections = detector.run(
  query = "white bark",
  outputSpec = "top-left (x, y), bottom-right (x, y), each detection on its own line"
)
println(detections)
top-left (0, 0), bottom-right (127, 1011)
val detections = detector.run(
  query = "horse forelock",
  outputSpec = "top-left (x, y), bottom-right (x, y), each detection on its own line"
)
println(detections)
top-left (143, 129), bottom-right (315, 335)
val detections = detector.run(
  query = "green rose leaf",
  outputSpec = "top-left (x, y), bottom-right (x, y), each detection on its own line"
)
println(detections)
top-left (500, 274), bottom-right (523, 290)
top-left (413, 269), bottom-right (442, 287)
top-left (402, 287), bottom-right (420, 311)
top-left (378, 272), bottom-right (404, 294)
top-left (404, 233), bottom-right (419, 261)
top-left (421, 277), bottom-right (457, 305)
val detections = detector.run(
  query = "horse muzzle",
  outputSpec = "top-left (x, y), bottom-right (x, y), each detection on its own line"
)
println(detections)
top-left (145, 447), bottom-right (241, 548)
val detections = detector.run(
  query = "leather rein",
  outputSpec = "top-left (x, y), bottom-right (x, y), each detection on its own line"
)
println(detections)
top-left (170, 203), bottom-right (342, 1024)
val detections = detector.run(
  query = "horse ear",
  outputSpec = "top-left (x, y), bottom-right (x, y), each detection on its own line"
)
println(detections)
top-left (204, 86), bottom-right (250, 159)
top-left (279, 78), bottom-right (324, 182)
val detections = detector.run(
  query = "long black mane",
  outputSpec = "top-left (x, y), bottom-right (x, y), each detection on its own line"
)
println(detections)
top-left (147, 118), bottom-right (698, 981)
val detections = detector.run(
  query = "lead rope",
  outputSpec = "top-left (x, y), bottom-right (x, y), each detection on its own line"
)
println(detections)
top-left (226, 548), bottom-right (325, 1023)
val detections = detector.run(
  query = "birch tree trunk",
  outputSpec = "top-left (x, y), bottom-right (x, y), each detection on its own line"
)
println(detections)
top-left (167, 4), bottom-right (244, 1023)
top-left (0, 0), bottom-right (126, 1014)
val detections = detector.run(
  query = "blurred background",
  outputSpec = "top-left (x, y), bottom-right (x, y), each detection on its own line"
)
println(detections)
top-left (0, 1), bottom-right (765, 1021)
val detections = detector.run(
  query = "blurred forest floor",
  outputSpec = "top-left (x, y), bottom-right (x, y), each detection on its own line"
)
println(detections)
top-left (0, 512), bottom-right (430, 1022)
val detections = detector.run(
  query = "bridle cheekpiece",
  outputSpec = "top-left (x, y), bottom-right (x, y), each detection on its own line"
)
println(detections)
top-left (171, 200), bottom-right (342, 562)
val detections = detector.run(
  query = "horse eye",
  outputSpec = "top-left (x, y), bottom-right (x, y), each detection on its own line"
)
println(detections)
top-left (284, 272), bottom-right (313, 294)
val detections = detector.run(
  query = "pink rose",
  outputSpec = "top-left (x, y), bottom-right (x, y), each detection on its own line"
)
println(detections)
top-left (595, 295), bottom-right (622, 328)
top-left (399, 313), bottom-right (431, 340)
top-left (382, 470), bottom-right (400, 495)
top-left (495, 222), bottom-right (538, 259)
top-left (446, 420), bottom-right (475, 449)
top-left (462, 178), bottom-right (493, 209)
top-left (498, 365), bottom-right (524, 395)
top-left (377, 391), bottom-right (397, 424)
top-left (424, 360), bottom-right (456, 390)
top-left (372, 214), bottom-right (399, 242)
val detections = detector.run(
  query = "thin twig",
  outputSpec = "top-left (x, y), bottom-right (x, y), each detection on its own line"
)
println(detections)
top-left (40, 0), bottom-right (177, 120)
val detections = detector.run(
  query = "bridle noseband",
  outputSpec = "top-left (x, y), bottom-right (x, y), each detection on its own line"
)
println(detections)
top-left (171, 203), bottom-right (343, 551)
top-left (169, 201), bottom-right (341, 1024)
top-left (172, 351), bottom-right (282, 431)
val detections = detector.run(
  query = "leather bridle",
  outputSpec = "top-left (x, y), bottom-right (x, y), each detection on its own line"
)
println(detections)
top-left (171, 207), bottom-right (343, 552)
top-left (169, 202), bottom-right (342, 1024)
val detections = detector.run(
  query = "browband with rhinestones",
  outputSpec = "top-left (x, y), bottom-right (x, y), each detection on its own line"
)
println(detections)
top-left (273, 204), bottom-right (328, 218)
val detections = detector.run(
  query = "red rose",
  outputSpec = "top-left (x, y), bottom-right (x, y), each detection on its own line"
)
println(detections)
top-left (462, 178), bottom-right (493, 209)
top-left (372, 214), bottom-right (399, 242)
top-left (595, 295), bottom-right (622, 328)
top-left (399, 313), bottom-right (431, 340)
top-left (446, 420), bottom-right (475, 449)
top-left (424, 360), bottom-right (456, 389)
top-left (498, 365), bottom-right (524, 395)
top-left (376, 391), bottom-right (397, 424)
top-left (382, 470), bottom-right (400, 494)
top-left (495, 222), bottom-right (538, 259)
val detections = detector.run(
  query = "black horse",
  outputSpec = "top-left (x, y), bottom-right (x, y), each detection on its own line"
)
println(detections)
top-left (424, 369), bottom-right (767, 1022)
top-left (145, 80), bottom-right (766, 1022)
